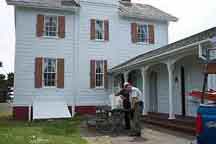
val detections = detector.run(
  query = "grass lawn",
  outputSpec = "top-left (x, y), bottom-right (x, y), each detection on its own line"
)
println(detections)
top-left (0, 112), bottom-right (88, 144)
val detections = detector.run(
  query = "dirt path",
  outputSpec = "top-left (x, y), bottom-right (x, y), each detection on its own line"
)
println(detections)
top-left (81, 123), bottom-right (194, 144)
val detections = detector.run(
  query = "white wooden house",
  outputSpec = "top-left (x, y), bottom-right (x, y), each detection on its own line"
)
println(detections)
top-left (7, 0), bottom-right (178, 120)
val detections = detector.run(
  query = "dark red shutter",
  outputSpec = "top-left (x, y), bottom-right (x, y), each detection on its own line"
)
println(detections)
top-left (57, 58), bottom-right (64, 88)
top-left (104, 60), bottom-right (108, 89)
top-left (90, 19), bottom-right (96, 40)
top-left (131, 23), bottom-right (137, 43)
top-left (35, 57), bottom-right (43, 88)
top-left (58, 16), bottom-right (65, 38)
top-left (36, 15), bottom-right (44, 37)
top-left (104, 20), bottom-right (109, 41)
top-left (90, 60), bottom-right (96, 88)
top-left (148, 24), bottom-right (155, 44)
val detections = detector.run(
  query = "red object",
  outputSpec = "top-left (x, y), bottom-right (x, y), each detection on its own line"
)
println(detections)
top-left (196, 113), bottom-right (203, 134)
top-left (75, 106), bottom-right (96, 115)
top-left (13, 107), bottom-right (29, 120)
top-left (188, 90), bottom-right (216, 101)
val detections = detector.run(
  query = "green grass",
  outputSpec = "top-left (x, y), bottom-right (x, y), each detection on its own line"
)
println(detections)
top-left (0, 113), bottom-right (88, 144)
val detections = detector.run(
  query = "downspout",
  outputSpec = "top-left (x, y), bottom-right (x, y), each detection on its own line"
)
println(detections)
top-left (71, 7), bottom-right (81, 117)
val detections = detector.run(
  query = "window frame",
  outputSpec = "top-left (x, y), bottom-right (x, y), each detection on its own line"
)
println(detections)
top-left (95, 20), bottom-right (104, 41)
top-left (42, 58), bottom-right (58, 88)
top-left (44, 15), bottom-right (59, 38)
top-left (136, 24), bottom-right (149, 44)
top-left (95, 60), bottom-right (105, 89)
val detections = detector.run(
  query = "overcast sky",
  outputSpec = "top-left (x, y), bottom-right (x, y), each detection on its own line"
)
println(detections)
top-left (0, 0), bottom-right (216, 73)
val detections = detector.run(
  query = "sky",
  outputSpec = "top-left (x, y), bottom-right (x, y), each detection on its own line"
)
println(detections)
top-left (0, 0), bottom-right (216, 73)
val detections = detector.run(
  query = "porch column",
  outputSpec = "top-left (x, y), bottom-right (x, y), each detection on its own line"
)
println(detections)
top-left (111, 74), bottom-right (116, 93)
top-left (123, 71), bottom-right (129, 83)
top-left (166, 60), bottom-right (176, 119)
top-left (72, 105), bottom-right (75, 117)
top-left (141, 66), bottom-right (149, 115)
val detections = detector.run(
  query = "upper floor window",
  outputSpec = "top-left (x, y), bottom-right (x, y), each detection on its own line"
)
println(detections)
top-left (44, 16), bottom-right (58, 37)
top-left (90, 19), bottom-right (109, 41)
top-left (43, 58), bottom-right (57, 87)
top-left (131, 23), bottom-right (155, 44)
top-left (137, 24), bottom-right (148, 43)
top-left (36, 15), bottom-right (65, 38)
top-left (95, 20), bottom-right (104, 40)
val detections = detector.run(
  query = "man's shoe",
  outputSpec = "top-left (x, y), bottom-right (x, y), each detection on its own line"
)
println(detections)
top-left (125, 127), bottom-right (130, 130)
top-left (130, 132), bottom-right (141, 137)
top-left (136, 132), bottom-right (141, 137)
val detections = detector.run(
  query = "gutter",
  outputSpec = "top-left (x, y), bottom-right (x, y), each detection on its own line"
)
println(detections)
top-left (110, 38), bottom-right (210, 73)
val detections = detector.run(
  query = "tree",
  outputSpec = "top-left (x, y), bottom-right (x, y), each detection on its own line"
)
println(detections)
top-left (0, 74), bottom-right (6, 88)
top-left (0, 74), bottom-right (5, 81)
top-left (0, 73), bottom-right (14, 102)
top-left (0, 74), bottom-right (6, 102)
top-left (7, 73), bottom-right (14, 87)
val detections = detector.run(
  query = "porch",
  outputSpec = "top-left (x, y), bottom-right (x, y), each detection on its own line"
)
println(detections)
top-left (110, 27), bottom-right (216, 120)
top-left (142, 112), bottom-right (196, 135)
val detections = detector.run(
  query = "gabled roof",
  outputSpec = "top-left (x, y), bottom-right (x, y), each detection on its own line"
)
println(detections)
top-left (119, 1), bottom-right (178, 22)
top-left (6, 0), bottom-right (80, 11)
top-left (110, 27), bottom-right (216, 73)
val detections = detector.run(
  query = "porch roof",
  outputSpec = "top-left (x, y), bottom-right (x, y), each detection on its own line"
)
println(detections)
top-left (110, 27), bottom-right (216, 73)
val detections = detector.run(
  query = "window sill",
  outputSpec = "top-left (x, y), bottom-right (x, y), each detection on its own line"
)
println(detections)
top-left (94, 87), bottom-right (105, 90)
top-left (42, 86), bottom-right (57, 89)
top-left (40, 36), bottom-right (60, 40)
top-left (92, 39), bottom-right (107, 42)
top-left (135, 42), bottom-right (150, 45)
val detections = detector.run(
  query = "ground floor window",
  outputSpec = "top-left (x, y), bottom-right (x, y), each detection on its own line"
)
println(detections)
top-left (43, 58), bottom-right (57, 87)
top-left (95, 60), bottom-right (104, 88)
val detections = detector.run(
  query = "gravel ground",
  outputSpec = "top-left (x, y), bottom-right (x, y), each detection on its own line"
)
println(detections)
top-left (82, 124), bottom-right (195, 144)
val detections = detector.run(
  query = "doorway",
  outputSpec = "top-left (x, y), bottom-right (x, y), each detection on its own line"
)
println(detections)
top-left (149, 71), bottom-right (158, 112)
top-left (128, 70), bottom-right (143, 91)
top-left (180, 66), bottom-right (186, 116)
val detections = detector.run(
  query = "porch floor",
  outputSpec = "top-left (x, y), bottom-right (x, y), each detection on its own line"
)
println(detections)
top-left (142, 112), bottom-right (196, 136)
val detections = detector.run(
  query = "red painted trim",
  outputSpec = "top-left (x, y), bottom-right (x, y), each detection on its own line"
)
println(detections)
top-left (75, 106), bottom-right (96, 115)
top-left (13, 106), bottom-right (29, 121)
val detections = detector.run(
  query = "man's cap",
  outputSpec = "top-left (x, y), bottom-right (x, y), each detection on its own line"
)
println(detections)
top-left (123, 82), bottom-right (130, 87)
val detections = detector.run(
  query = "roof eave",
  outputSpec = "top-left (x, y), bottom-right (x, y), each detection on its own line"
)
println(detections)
top-left (6, 1), bottom-right (80, 12)
top-left (118, 12), bottom-right (178, 22)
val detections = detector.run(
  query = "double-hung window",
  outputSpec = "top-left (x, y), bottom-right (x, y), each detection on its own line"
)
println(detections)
top-left (137, 24), bottom-right (148, 43)
top-left (95, 20), bottom-right (104, 40)
top-left (95, 61), bottom-right (104, 88)
top-left (44, 16), bottom-right (58, 37)
top-left (43, 58), bottom-right (57, 87)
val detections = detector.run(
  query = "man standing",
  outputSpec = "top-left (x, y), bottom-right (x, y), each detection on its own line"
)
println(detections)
top-left (127, 84), bottom-right (143, 137)
top-left (115, 82), bottom-right (131, 129)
